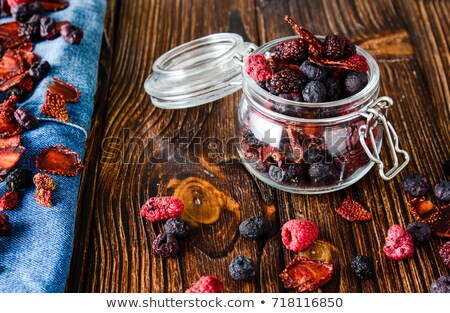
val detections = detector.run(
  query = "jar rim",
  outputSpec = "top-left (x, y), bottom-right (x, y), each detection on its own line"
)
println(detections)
top-left (242, 35), bottom-right (380, 114)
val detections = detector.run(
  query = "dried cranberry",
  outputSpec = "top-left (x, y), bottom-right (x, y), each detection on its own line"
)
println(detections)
top-left (60, 23), bottom-right (84, 44)
top-left (29, 60), bottom-right (50, 80)
top-left (40, 16), bottom-right (56, 39)
top-left (14, 107), bottom-right (38, 129)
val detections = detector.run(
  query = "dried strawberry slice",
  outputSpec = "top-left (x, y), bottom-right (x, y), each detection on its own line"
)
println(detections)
top-left (0, 145), bottom-right (26, 176)
top-left (284, 16), bottom-right (324, 57)
top-left (308, 56), bottom-right (366, 73)
top-left (0, 22), bottom-right (19, 39)
top-left (36, 145), bottom-right (84, 176)
top-left (39, 0), bottom-right (69, 11)
top-left (335, 198), bottom-right (372, 222)
top-left (45, 77), bottom-right (80, 102)
top-left (431, 205), bottom-right (450, 238)
top-left (0, 49), bottom-right (25, 80)
top-left (42, 90), bottom-right (69, 122)
top-left (280, 255), bottom-right (334, 292)
top-left (0, 135), bottom-right (21, 148)
top-left (0, 72), bottom-right (28, 92)
top-left (0, 96), bottom-right (23, 138)
top-left (16, 74), bottom-right (34, 93)
top-left (408, 197), bottom-right (440, 224)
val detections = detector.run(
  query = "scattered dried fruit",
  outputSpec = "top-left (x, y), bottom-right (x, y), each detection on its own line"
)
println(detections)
top-left (284, 16), bottom-right (323, 57)
top-left (402, 173), bottom-right (430, 197)
top-left (0, 144), bottom-right (26, 177)
top-left (229, 255), bottom-right (255, 281)
top-left (406, 221), bottom-right (431, 245)
top-left (140, 196), bottom-right (184, 222)
top-left (435, 181), bottom-right (450, 202)
top-left (0, 212), bottom-right (11, 236)
top-left (14, 106), bottom-right (38, 129)
top-left (10, 1), bottom-right (43, 23)
top-left (407, 197), bottom-right (440, 224)
top-left (245, 54), bottom-right (274, 82)
top-left (432, 205), bottom-right (450, 238)
top-left (0, 71), bottom-right (28, 92)
top-left (39, 16), bottom-right (56, 39)
top-left (45, 77), bottom-right (80, 102)
top-left (239, 216), bottom-right (270, 239)
top-left (0, 190), bottom-right (19, 211)
top-left (29, 59), bottom-right (50, 80)
top-left (439, 241), bottom-right (450, 268)
top-left (35, 144), bottom-right (84, 176)
top-left (335, 198), bottom-right (372, 222)
top-left (38, 0), bottom-right (69, 12)
top-left (5, 167), bottom-right (32, 191)
top-left (383, 224), bottom-right (414, 260)
top-left (281, 219), bottom-right (319, 252)
top-left (163, 217), bottom-right (190, 239)
top-left (152, 233), bottom-right (179, 258)
top-left (431, 276), bottom-right (450, 293)
top-left (274, 38), bottom-right (308, 64)
top-left (0, 134), bottom-right (21, 148)
top-left (60, 23), bottom-right (83, 44)
top-left (41, 90), bottom-right (68, 122)
top-left (280, 255), bottom-right (334, 292)
top-left (351, 255), bottom-right (374, 280)
top-left (185, 276), bottom-right (224, 293)
top-left (33, 172), bottom-right (56, 207)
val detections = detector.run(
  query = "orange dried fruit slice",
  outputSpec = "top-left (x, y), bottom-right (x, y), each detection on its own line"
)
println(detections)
top-left (0, 72), bottom-right (28, 92)
top-left (0, 49), bottom-right (24, 80)
top-left (0, 135), bottom-right (21, 148)
top-left (408, 197), bottom-right (440, 224)
top-left (0, 145), bottom-right (26, 176)
top-left (42, 90), bottom-right (69, 122)
top-left (45, 77), bottom-right (80, 102)
top-left (0, 96), bottom-right (22, 138)
top-left (39, 0), bottom-right (70, 12)
top-left (36, 144), bottom-right (84, 176)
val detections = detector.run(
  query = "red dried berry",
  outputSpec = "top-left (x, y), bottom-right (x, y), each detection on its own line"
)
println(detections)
top-left (36, 145), bottom-right (84, 176)
top-left (140, 196), bottom-right (184, 222)
top-left (185, 276), bottom-right (224, 293)
top-left (439, 242), bottom-right (450, 268)
top-left (39, 0), bottom-right (69, 12)
top-left (383, 224), bottom-right (414, 261)
top-left (0, 145), bottom-right (26, 178)
top-left (280, 255), bottom-right (334, 292)
top-left (0, 190), bottom-right (19, 211)
top-left (245, 54), bottom-right (274, 82)
top-left (0, 212), bottom-right (11, 236)
top-left (6, 0), bottom-right (33, 8)
top-left (270, 68), bottom-right (306, 94)
top-left (281, 219), bottom-right (319, 252)
top-left (335, 198), bottom-right (372, 222)
top-left (347, 54), bottom-right (368, 72)
top-left (14, 107), bottom-right (38, 129)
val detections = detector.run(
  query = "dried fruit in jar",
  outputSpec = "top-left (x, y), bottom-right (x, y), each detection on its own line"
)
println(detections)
top-left (335, 198), bottom-right (372, 222)
top-left (280, 255), bottom-right (334, 292)
top-left (35, 144), bottom-right (84, 176)
top-left (245, 54), bottom-right (274, 82)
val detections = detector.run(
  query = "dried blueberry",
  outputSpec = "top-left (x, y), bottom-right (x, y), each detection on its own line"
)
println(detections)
top-left (300, 60), bottom-right (328, 81)
top-left (431, 276), bottom-right (450, 293)
top-left (302, 81), bottom-right (326, 103)
top-left (268, 165), bottom-right (286, 183)
top-left (18, 21), bottom-right (41, 42)
top-left (344, 72), bottom-right (368, 96)
top-left (308, 162), bottom-right (340, 186)
top-left (29, 60), bottom-right (50, 80)
top-left (7, 87), bottom-right (27, 102)
top-left (5, 168), bottom-right (33, 191)
top-left (164, 217), bottom-right (190, 239)
top-left (351, 256), bottom-right (374, 280)
top-left (239, 216), bottom-right (270, 239)
top-left (152, 233), bottom-right (179, 258)
top-left (228, 255), bottom-right (255, 281)
top-left (406, 221), bottom-right (431, 245)
top-left (286, 163), bottom-right (308, 184)
top-left (303, 146), bottom-right (324, 164)
top-left (402, 173), bottom-right (430, 197)
top-left (40, 16), bottom-right (57, 39)
top-left (14, 107), bottom-right (38, 130)
top-left (325, 77), bottom-right (343, 101)
top-left (11, 2), bottom-right (43, 23)
top-left (61, 23), bottom-right (84, 45)
top-left (435, 181), bottom-right (450, 201)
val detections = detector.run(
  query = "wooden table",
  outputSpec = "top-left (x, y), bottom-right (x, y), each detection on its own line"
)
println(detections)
top-left (66, 0), bottom-right (450, 292)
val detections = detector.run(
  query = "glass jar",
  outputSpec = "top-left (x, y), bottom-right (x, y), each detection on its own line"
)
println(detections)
top-left (145, 33), bottom-right (409, 194)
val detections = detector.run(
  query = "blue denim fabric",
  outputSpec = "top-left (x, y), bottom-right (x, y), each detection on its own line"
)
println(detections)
top-left (0, 0), bottom-right (106, 292)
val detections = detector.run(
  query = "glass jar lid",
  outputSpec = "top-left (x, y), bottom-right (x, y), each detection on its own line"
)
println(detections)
top-left (144, 33), bottom-right (254, 109)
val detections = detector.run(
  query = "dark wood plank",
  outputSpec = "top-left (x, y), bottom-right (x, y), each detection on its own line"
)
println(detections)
top-left (67, 0), bottom-right (450, 293)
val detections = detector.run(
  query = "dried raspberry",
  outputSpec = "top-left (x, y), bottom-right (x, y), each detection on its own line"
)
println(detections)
top-left (14, 107), bottom-right (37, 129)
top-left (33, 173), bottom-right (55, 207)
top-left (270, 69), bottom-right (306, 93)
top-left (0, 191), bottom-right (19, 210)
top-left (140, 196), bottom-right (184, 222)
top-left (407, 197), bottom-right (440, 224)
top-left (274, 38), bottom-right (308, 64)
top-left (60, 23), bottom-right (83, 44)
top-left (245, 54), bottom-right (274, 82)
top-left (281, 219), bottom-right (319, 252)
top-left (324, 35), bottom-right (345, 60)
top-left (280, 255), bottom-right (334, 292)
top-left (152, 233), bottom-right (179, 258)
top-left (185, 276), bottom-right (224, 293)
top-left (335, 198), bottom-right (372, 222)
top-left (383, 224), bottom-right (414, 260)
top-left (347, 54), bottom-right (368, 73)
top-left (29, 60), bottom-right (50, 80)
top-left (343, 38), bottom-right (356, 58)
top-left (0, 212), bottom-right (11, 236)
top-left (39, 16), bottom-right (56, 39)
top-left (439, 241), bottom-right (450, 268)
top-left (164, 217), bottom-right (190, 239)
top-left (42, 90), bottom-right (68, 122)
top-left (5, 167), bottom-right (32, 191)
top-left (35, 145), bottom-right (84, 176)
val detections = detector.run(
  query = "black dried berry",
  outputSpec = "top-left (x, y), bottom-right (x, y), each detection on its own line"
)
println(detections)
top-left (272, 102), bottom-right (302, 116)
top-left (11, 2), bottom-right (43, 23)
top-left (406, 221), bottom-right (431, 245)
top-left (14, 107), bottom-right (38, 129)
top-left (351, 255), bottom-right (374, 280)
top-left (343, 38), bottom-right (357, 58)
top-left (308, 162), bottom-right (340, 186)
top-left (40, 16), bottom-right (57, 39)
top-left (152, 233), bottom-right (179, 258)
top-left (18, 21), bottom-right (41, 42)
top-left (303, 145), bottom-right (324, 164)
top-left (7, 87), bottom-right (27, 102)
top-left (300, 60), bottom-right (328, 81)
top-left (228, 255), bottom-right (255, 281)
top-left (269, 165), bottom-right (286, 183)
top-left (344, 72), bottom-right (368, 96)
top-left (5, 168), bottom-right (33, 191)
top-left (239, 216), bottom-right (269, 239)
top-left (286, 163), bottom-right (308, 184)
top-left (435, 181), bottom-right (450, 201)
top-left (269, 69), bottom-right (306, 94)
top-left (302, 81), bottom-right (326, 103)
top-left (0, 212), bottom-right (11, 236)
top-left (60, 23), bottom-right (84, 45)
top-left (164, 217), bottom-right (190, 239)
top-left (444, 159), bottom-right (450, 176)
top-left (325, 77), bottom-right (343, 101)
top-left (29, 60), bottom-right (50, 80)
top-left (253, 162), bottom-right (269, 173)
top-left (324, 35), bottom-right (345, 60)
top-left (274, 38), bottom-right (308, 64)
top-left (431, 276), bottom-right (450, 293)
top-left (402, 173), bottom-right (430, 197)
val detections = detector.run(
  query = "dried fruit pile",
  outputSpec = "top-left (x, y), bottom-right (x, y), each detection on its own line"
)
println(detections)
top-left (241, 16), bottom-right (375, 190)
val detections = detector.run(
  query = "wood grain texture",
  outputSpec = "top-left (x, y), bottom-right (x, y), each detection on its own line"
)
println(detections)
top-left (66, 0), bottom-right (450, 293)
